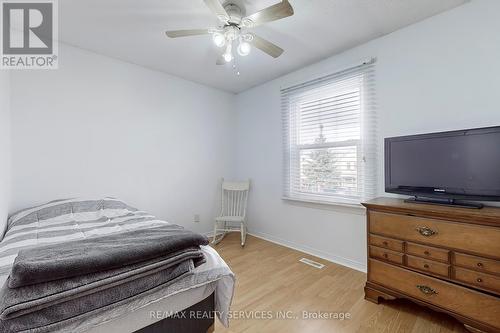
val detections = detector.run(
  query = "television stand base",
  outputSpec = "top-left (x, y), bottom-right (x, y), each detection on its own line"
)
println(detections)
top-left (404, 196), bottom-right (484, 209)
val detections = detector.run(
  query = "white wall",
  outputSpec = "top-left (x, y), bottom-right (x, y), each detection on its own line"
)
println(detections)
top-left (235, 0), bottom-right (500, 271)
top-left (0, 71), bottom-right (11, 239)
top-left (6, 0), bottom-right (500, 272)
top-left (10, 44), bottom-right (236, 234)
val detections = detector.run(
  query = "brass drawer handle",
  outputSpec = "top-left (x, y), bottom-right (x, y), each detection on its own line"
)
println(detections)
top-left (423, 264), bottom-right (430, 269)
top-left (424, 251), bottom-right (431, 256)
top-left (477, 262), bottom-right (483, 268)
top-left (416, 285), bottom-right (438, 295)
top-left (416, 226), bottom-right (437, 237)
top-left (476, 278), bottom-right (483, 283)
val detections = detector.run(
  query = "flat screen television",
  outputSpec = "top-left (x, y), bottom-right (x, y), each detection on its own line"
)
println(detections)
top-left (385, 126), bottom-right (500, 208)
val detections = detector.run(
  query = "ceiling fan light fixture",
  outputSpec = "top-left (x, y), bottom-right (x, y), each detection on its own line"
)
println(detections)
top-left (237, 41), bottom-right (251, 56)
top-left (212, 32), bottom-right (226, 47)
top-left (225, 26), bottom-right (238, 41)
top-left (241, 18), bottom-right (253, 28)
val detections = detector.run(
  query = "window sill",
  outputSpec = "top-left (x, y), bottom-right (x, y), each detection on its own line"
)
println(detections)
top-left (282, 196), bottom-right (366, 215)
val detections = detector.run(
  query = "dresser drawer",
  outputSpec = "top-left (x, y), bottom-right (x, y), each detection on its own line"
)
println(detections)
top-left (369, 245), bottom-right (404, 265)
top-left (369, 234), bottom-right (404, 252)
top-left (369, 211), bottom-right (500, 258)
top-left (406, 242), bottom-right (449, 263)
top-left (407, 255), bottom-right (450, 278)
top-left (454, 267), bottom-right (500, 295)
top-left (454, 252), bottom-right (500, 276)
top-left (369, 259), bottom-right (500, 329)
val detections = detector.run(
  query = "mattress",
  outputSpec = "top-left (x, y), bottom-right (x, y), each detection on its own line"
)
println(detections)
top-left (0, 198), bottom-right (235, 332)
top-left (89, 282), bottom-right (217, 333)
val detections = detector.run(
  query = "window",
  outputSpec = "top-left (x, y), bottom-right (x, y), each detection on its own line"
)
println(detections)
top-left (282, 60), bottom-right (377, 205)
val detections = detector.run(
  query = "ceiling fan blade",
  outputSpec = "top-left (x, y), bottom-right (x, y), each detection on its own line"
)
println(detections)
top-left (242, 0), bottom-right (294, 27)
top-left (203, 0), bottom-right (229, 22)
top-left (165, 29), bottom-right (210, 38)
top-left (249, 33), bottom-right (284, 58)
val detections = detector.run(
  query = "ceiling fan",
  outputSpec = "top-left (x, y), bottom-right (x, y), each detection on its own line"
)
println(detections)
top-left (165, 0), bottom-right (294, 65)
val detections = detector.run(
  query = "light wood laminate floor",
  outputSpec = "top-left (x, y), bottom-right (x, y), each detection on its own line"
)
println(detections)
top-left (212, 233), bottom-right (467, 333)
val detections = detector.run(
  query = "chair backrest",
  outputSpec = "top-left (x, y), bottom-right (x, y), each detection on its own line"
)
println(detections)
top-left (220, 179), bottom-right (250, 218)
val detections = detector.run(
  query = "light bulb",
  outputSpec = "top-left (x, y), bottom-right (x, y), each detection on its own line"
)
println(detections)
top-left (237, 42), bottom-right (251, 56)
top-left (223, 52), bottom-right (233, 63)
top-left (223, 43), bottom-right (233, 63)
top-left (212, 33), bottom-right (225, 48)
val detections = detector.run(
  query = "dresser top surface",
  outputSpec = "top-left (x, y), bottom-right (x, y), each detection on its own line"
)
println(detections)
top-left (363, 197), bottom-right (500, 227)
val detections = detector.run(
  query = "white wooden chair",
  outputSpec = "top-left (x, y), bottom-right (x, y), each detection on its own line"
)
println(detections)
top-left (212, 179), bottom-right (250, 247)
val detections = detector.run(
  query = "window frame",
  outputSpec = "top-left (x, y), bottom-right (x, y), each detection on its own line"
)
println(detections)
top-left (282, 60), bottom-right (376, 206)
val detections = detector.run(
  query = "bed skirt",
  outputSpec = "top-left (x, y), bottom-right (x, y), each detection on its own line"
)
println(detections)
top-left (134, 292), bottom-right (215, 333)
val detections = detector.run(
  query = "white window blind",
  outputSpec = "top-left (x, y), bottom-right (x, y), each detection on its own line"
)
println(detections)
top-left (281, 59), bottom-right (377, 205)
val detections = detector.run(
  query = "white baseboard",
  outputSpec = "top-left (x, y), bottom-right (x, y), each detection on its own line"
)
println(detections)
top-left (204, 229), bottom-right (367, 273)
top-left (248, 231), bottom-right (367, 273)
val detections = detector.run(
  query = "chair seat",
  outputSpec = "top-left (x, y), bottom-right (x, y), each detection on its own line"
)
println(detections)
top-left (215, 216), bottom-right (244, 222)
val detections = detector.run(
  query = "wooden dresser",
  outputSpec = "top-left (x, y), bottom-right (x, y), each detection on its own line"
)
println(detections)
top-left (362, 198), bottom-right (500, 333)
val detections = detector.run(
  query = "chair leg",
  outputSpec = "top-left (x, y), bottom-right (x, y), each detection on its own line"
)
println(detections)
top-left (240, 222), bottom-right (247, 247)
top-left (212, 221), bottom-right (219, 245)
top-left (212, 221), bottom-right (227, 245)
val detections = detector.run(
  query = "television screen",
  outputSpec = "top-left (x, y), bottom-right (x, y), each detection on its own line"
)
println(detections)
top-left (385, 126), bottom-right (500, 201)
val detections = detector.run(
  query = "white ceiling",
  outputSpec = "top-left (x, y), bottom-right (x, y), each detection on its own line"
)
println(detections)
top-left (59, 0), bottom-right (467, 93)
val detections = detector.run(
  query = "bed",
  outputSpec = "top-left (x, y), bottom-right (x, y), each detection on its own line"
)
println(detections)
top-left (0, 198), bottom-right (235, 333)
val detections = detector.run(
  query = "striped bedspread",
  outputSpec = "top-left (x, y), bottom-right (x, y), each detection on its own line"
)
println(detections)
top-left (0, 198), bottom-right (236, 332)
top-left (0, 198), bottom-right (171, 281)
